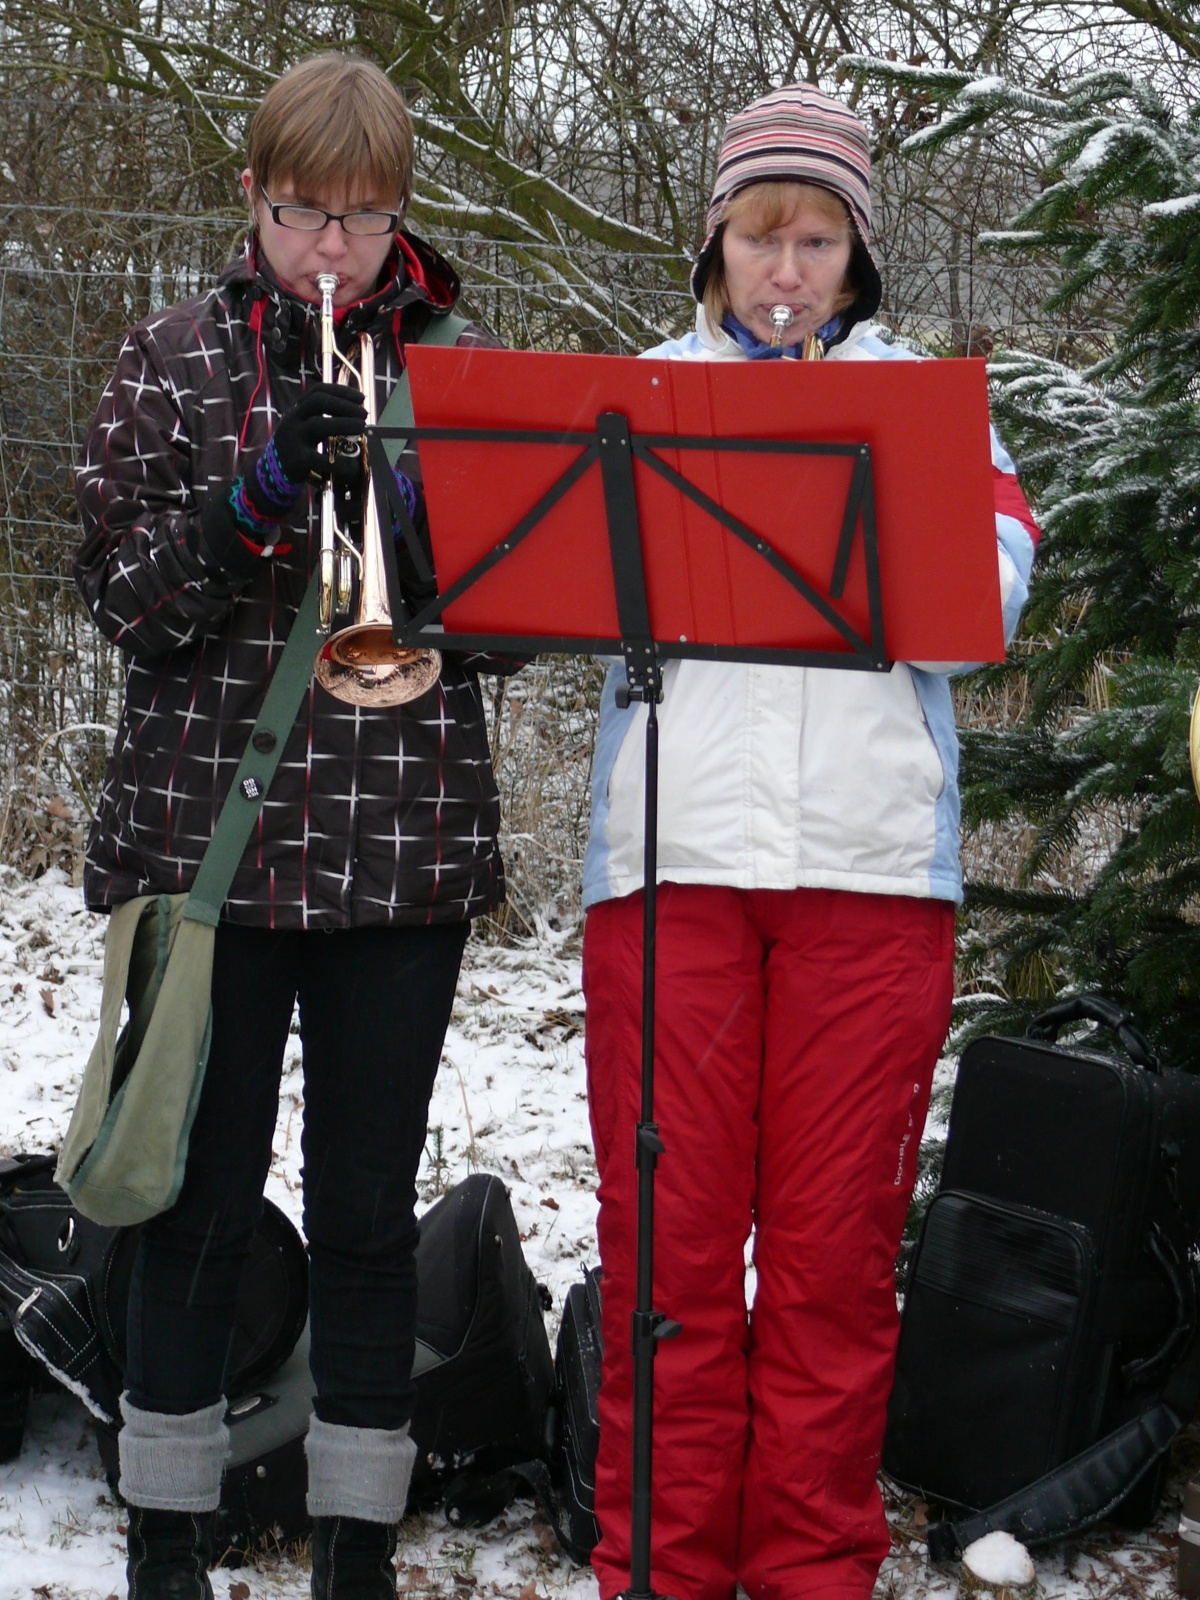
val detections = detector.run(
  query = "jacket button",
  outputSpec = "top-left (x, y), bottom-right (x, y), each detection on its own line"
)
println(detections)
top-left (252, 730), bottom-right (277, 753)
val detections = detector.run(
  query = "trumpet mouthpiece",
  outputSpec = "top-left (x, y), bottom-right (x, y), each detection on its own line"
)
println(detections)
top-left (768, 304), bottom-right (793, 347)
top-left (316, 273), bottom-right (340, 316)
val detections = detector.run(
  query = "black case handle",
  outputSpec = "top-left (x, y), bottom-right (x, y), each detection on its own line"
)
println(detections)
top-left (1025, 994), bottom-right (1161, 1075)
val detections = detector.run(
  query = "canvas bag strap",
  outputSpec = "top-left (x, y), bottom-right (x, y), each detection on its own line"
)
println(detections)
top-left (506, 1458), bottom-right (596, 1566)
top-left (377, 309), bottom-right (470, 467)
top-left (375, 308), bottom-right (468, 624)
top-left (185, 572), bottom-right (322, 927)
top-left (184, 308), bottom-right (470, 927)
top-left (440, 1458), bottom-right (594, 1567)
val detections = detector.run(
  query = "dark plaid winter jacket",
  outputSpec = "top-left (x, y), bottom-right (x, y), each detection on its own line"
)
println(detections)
top-left (75, 231), bottom-right (510, 929)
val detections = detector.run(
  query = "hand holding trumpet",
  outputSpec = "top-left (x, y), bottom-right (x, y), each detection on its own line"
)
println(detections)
top-left (228, 384), bottom-right (369, 532)
top-left (269, 384), bottom-right (366, 486)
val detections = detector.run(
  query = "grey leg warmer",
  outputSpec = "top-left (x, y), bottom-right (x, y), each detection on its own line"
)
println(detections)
top-left (118, 1394), bottom-right (229, 1513)
top-left (305, 1417), bottom-right (417, 1524)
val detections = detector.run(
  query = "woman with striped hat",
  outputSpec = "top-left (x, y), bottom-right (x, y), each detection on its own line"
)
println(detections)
top-left (580, 84), bottom-right (1040, 1600)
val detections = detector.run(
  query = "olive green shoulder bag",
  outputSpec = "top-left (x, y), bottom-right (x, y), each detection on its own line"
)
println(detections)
top-left (56, 572), bottom-right (324, 1226)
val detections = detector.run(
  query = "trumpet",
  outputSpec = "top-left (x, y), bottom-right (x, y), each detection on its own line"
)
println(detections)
top-left (312, 272), bottom-right (441, 707)
top-left (768, 303), bottom-right (824, 360)
top-left (1190, 682), bottom-right (1200, 802)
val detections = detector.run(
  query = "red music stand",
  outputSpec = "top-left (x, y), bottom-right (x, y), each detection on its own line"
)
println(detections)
top-left (370, 346), bottom-right (1003, 1600)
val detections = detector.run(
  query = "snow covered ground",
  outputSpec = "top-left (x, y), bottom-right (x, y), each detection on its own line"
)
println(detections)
top-left (0, 864), bottom-right (1190, 1600)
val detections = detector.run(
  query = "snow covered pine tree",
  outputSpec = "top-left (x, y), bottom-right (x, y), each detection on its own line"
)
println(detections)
top-left (844, 61), bottom-right (1200, 1067)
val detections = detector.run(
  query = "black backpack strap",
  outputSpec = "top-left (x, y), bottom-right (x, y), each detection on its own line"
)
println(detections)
top-left (441, 1457), bottom-right (593, 1566)
top-left (927, 1332), bottom-right (1200, 1561)
top-left (506, 1457), bottom-right (595, 1566)
top-left (926, 1404), bottom-right (1181, 1561)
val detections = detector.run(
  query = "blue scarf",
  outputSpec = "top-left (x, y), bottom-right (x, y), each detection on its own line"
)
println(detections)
top-left (722, 312), bottom-right (843, 359)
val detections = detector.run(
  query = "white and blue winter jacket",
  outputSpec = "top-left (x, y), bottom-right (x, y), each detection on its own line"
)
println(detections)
top-left (581, 309), bottom-right (1039, 911)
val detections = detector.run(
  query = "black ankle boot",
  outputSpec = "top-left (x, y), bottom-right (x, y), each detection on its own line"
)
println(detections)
top-left (311, 1516), bottom-right (398, 1599)
top-left (126, 1506), bottom-right (216, 1599)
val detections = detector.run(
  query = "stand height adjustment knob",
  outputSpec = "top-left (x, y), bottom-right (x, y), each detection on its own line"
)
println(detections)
top-left (637, 1123), bottom-right (665, 1156)
top-left (631, 1309), bottom-right (683, 1356)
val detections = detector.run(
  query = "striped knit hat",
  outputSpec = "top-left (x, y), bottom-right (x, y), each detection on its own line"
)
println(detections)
top-left (691, 83), bottom-right (882, 319)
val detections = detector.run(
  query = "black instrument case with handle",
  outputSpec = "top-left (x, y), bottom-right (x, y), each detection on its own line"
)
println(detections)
top-left (883, 995), bottom-right (1200, 1558)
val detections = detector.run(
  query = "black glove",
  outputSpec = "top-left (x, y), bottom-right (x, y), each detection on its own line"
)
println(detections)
top-left (236, 383), bottom-right (368, 528)
top-left (268, 383), bottom-right (367, 486)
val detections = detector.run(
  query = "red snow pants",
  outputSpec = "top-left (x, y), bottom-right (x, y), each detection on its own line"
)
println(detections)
top-left (582, 884), bottom-right (955, 1600)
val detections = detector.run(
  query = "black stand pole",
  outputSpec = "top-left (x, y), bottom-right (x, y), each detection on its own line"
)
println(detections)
top-left (597, 413), bottom-right (680, 1600)
top-left (622, 684), bottom-right (683, 1600)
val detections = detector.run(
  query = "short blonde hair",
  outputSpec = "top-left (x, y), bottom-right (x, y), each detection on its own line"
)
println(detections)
top-left (247, 54), bottom-right (414, 211)
top-left (701, 181), bottom-right (859, 332)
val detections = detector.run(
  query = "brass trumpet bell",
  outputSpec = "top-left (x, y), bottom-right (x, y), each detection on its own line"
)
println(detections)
top-left (314, 630), bottom-right (442, 707)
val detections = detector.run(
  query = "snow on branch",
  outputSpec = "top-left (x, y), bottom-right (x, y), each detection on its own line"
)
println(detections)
top-left (1065, 69), bottom-right (1170, 123)
top-left (898, 107), bottom-right (988, 154)
top-left (413, 182), bottom-right (668, 346)
top-left (412, 109), bottom-right (679, 260)
top-left (835, 53), bottom-right (971, 93)
top-left (1144, 192), bottom-right (1200, 217)
top-left (977, 231), bottom-right (1050, 248)
top-left (411, 185), bottom-right (555, 248)
top-left (1066, 119), bottom-right (1186, 187)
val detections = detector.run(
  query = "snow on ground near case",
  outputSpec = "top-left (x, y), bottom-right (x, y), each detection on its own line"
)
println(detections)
top-left (0, 866), bottom-right (1190, 1600)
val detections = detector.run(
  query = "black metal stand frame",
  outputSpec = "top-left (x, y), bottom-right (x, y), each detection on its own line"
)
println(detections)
top-left (369, 412), bottom-right (888, 672)
top-left (370, 410), bottom-right (889, 1600)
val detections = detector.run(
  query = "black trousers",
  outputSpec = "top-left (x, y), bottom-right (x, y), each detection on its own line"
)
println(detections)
top-left (125, 920), bottom-right (469, 1429)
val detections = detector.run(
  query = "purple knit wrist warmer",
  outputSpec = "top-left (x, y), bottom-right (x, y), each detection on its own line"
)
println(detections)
top-left (230, 439), bottom-right (305, 536)
top-left (393, 468), bottom-right (418, 521)
top-left (229, 479), bottom-right (276, 535)
top-left (254, 439), bottom-right (304, 512)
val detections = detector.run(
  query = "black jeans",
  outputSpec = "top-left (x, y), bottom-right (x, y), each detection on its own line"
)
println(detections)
top-left (125, 920), bottom-right (469, 1429)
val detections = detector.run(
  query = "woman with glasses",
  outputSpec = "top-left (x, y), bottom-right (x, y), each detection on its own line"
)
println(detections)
top-left (75, 53), bottom-right (510, 1600)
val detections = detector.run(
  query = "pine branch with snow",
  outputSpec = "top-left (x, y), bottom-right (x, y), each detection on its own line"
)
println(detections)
top-left (842, 61), bottom-right (1200, 1065)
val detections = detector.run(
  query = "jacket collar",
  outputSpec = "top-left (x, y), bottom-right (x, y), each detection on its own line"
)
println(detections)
top-left (694, 303), bottom-right (875, 359)
top-left (219, 228), bottom-right (462, 348)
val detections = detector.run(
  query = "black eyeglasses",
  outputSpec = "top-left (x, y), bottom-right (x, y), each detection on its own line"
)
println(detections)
top-left (259, 186), bottom-right (400, 237)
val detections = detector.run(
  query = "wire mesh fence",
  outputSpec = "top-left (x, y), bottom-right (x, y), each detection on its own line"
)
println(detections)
top-left (0, 201), bottom-right (1116, 925)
